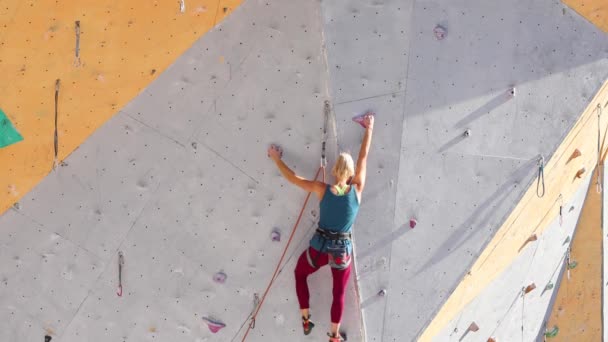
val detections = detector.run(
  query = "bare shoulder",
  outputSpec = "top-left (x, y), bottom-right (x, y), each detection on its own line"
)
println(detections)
top-left (314, 181), bottom-right (328, 199)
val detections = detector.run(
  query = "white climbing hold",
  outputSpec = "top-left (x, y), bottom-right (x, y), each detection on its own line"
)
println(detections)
top-left (434, 25), bottom-right (447, 40)
top-left (464, 129), bottom-right (471, 137)
top-left (378, 289), bottom-right (387, 296)
top-left (180, 0), bottom-right (186, 13)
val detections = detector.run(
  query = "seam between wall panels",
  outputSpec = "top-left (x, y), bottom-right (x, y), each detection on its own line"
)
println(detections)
top-left (318, 1), bottom-right (367, 340)
top-left (386, 0), bottom-right (417, 341)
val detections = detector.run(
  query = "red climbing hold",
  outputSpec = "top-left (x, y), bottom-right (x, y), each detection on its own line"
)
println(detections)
top-left (409, 218), bottom-right (417, 229)
top-left (202, 317), bottom-right (226, 333)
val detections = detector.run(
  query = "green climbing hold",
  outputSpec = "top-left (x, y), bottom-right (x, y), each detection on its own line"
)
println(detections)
top-left (568, 261), bottom-right (578, 269)
top-left (0, 108), bottom-right (23, 148)
top-left (544, 325), bottom-right (559, 338)
top-left (544, 282), bottom-right (554, 291)
top-left (563, 236), bottom-right (570, 245)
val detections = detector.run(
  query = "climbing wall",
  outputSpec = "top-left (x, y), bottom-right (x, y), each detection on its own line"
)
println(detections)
top-left (0, 0), bottom-right (364, 341)
top-left (320, 0), bottom-right (608, 341)
top-left (0, 0), bottom-right (241, 215)
top-left (545, 167), bottom-right (603, 341)
top-left (2, 0), bottom-right (608, 341)
top-left (433, 173), bottom-right (591, 341)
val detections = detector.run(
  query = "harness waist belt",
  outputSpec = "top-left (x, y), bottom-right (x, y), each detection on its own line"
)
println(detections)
top-left (316, 228), bottom-right (351, 240)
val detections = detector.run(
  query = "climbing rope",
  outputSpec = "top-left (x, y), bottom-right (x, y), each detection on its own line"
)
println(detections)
top-left (537, 155), bottom-right (545, 198)
top-left (596, 104), bottom-right (602, 194)
top-left (240, 103), bottom-right (331, 341)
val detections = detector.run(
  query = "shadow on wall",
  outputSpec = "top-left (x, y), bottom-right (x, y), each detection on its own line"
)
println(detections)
top-left (403, 0), bottom-right (608, 119)
top-left (414, 157), bottom-right (537, 275)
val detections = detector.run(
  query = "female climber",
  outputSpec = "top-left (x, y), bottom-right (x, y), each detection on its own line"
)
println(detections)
top-left (267, 113), bottom-right (374, 342)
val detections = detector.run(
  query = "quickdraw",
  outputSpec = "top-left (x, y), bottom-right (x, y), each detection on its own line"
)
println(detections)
top-left (117, 251), bottom-right (124, 297)
top-left (537, 155), bottom-right (545, 198)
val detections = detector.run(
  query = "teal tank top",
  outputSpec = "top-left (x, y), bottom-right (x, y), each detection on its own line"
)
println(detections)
top-left (310, 184), bottom-right (360, 253)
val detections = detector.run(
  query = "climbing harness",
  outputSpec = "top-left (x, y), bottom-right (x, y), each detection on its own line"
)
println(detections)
top-left (307, 228), bottom-right (352, 270)
top-left (53, 79), bottom-right (60, 170)
top-left (117, 251), bottom-right (124, 297)
top-left (536, 155), bottom-right (545, 198)
top-left (74, 21), bottom-right (81, 67)
top-left (596, 104), bottom-right (602, 194)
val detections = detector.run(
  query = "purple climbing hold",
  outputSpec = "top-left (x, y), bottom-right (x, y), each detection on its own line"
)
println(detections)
top-left (213, 271), bottom-right (227, 284)
top-left (434, 25), bottom-right (447, 40)
top-left (352, 112), bottom-right (375, 128)
top-left (271, 229), bottom-right (281, 242)
top-left (202, 317), bottom-right (226, 333)
top-left (409, 218), bottom-right (417, 229)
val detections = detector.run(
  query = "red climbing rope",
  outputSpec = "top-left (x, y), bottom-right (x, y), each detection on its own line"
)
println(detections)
top-left (241, 166), bottom-right (324, 341)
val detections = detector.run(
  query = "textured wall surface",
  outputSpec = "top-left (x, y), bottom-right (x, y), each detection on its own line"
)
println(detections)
top-left (0, 0), bottom-right (241, 214)
top-left (320, 0), bottom-right (608, 340)
top-left (1, 0), bottom-right (608, 341)
top-left (434, 174), bottom-right (590, 342)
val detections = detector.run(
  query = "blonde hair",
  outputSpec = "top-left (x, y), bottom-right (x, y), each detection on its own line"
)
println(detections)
top-left (332, 152), bottom-right (355, 180)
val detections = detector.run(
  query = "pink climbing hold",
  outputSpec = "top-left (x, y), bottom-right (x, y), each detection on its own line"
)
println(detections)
top-left (213, 271), bottom-right (227, 284)
top-left (434, 25), bottom-right (447, 40)
top-left (202, 317), bottom-right (226, 333)
top-left (409, 218), bottom-right (417, 229)
top-left (352, 112), bottom-right (375, 128)
top-left (271, 229), bottom-right (281, 242)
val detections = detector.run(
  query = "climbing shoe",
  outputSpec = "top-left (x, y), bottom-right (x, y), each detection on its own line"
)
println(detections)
top-left (302, 314), bottom-right (315, 335)
top-left (327, 332), bottom-right (347, 341)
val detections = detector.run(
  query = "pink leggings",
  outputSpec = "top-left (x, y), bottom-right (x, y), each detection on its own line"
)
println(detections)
top-left (294, 247), bottom-right (352, 323)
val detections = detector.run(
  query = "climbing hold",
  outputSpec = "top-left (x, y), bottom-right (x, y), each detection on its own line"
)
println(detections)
top-left (544, 325), bottom-right (559, 338)
top-left (563, 236), bottom-right (571, 245)
top-left (45, 336), bottom-right (52, 342)
top-left (487, 337), bottom-right (496, 342)
top-left (467, 322), bottom-right (479, 332)
top-left (507, 86), bottom-right (516, 98)
top-left (191, 142), bottom-right (198, 150)
top-left (268, 144), bottom-right (283, 158)
top-left (409, 218), bottom-right (417, 229)
top-left (567, 260), bottom-right (578, 269)
top-left (575, 167), bottom-right (586, 178)
top-left (12, 202), bottom-right (20, 210)
top-left (271, 228), bottom-right (281, 242)
top-left (463, 129), bottom-right (471, 137)
top-left (433, 25), bottom-right (447, 40)
top-left (0, 108), bottom-right (24, 148)
top-left (352, 111), bottom-right (375, 128)
top-left (527, 234), bottom-right (538, 242)
top-left (545, 282), bottom-right (554, 291)
top-left (523, 283), bottom-right (536, 294)
top-left (202, 317), bottom-right (226, 333)
top-left (213, 271), bottom-right (227, 284)
top-left (570, 149), bottom-right (581, 160)
top-left (180, 0), bottom-right (185, 13)
top-left (378, 289), bottom-right (387, 296)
